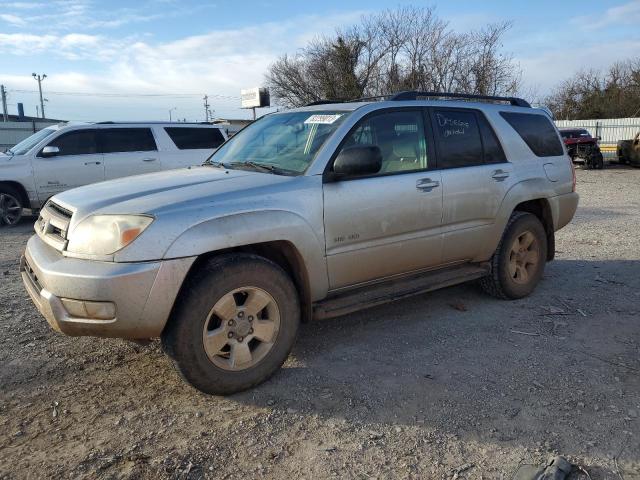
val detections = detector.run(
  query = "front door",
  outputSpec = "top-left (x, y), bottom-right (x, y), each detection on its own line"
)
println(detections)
top-left (32, 128), bottom-right (105, 199)
top-left (100, 128), bottom-right (162, 180)
top-left (323, 109), bottom-right (443, 290)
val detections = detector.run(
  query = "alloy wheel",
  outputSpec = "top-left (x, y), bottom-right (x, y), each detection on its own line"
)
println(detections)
top-left (202, 287), bottom-right (280, 371)
top-left (508, 230), bottom-right (540, 285)
top-left (0, 193), bottom-right (22, 226)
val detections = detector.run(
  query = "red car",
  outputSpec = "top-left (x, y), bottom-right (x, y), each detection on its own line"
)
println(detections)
top-left (559, 128), bottom-right (604, 169)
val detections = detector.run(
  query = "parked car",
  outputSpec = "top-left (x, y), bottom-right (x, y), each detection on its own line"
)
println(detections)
top-left (617, 131), bottom-right (640, 166)
top-left (0, 122), bottom-right (227, 225)
top-left (559, 128), bottom-right (604, 169)
top-left (21, 92), bottom-right (578, 395)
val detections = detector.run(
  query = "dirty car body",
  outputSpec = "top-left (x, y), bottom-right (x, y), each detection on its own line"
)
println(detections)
top-left (22, 92), bottom-right (579, 394)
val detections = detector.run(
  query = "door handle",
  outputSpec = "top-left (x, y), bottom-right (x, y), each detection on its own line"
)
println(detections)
top-left (491, 169), bottom-right (510, 181)
top-left (84, 161), bottom-right (101, 165)
top-left (142, 157), bottom-right (157, 162)
top-left (416, 178), bottom-right (440, 192)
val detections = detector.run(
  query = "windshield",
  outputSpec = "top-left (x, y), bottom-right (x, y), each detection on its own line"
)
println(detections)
top-left (208, 110), bottom-right (351, 174)
top-left (8, 127), bottom-right (57, 155)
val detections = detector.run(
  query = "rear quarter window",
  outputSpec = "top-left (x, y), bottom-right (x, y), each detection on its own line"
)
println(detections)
top-left (500, 112), bottom-right (563, 157)
top-left (165, 127), bottom-right (225, 149)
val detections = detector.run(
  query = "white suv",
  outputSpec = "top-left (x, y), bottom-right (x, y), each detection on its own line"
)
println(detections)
top-left (0, 122), bottom-right (228, 225)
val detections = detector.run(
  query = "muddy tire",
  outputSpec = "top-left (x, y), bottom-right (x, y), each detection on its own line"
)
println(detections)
top-left (162, 253), bottom-right (300, 395)
top-left (0, 185), bottom-right (24, 227)
top-left (480, 212), bottom-right (547, 300)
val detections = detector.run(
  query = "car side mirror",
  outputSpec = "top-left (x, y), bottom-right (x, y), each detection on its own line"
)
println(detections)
top-left (333, 145), bottom-right (382, 177)
top-left (40, 146), bottom-right (60, 158)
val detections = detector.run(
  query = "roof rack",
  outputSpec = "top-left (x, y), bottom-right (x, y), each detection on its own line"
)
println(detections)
top-left (388, 91), bottom-right (531, 108)
top-left (94, 121), bottom-right (212, 125)
top-left (304, 100), bottom-right (343, 106)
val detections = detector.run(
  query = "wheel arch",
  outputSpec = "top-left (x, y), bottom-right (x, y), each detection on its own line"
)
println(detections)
top-left (0, 181), bottom-right (30, 209)
top-left (513, 198), bottom-right (555, 261)
top-left (168, 240), bottom-right (314, 330)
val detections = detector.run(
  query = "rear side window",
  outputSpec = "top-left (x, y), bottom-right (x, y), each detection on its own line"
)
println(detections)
top-left (99, 128), bottom-right (157, 153)
top-left (46, 130), bottom-right (98, 156)
top-left (432, 109), bottom-right (483, 168)
top-left (478, 114), bottom-right (507, 164)
top-left (500, 112), bottom-right (563, 157)
top-left (165, 127), bottom-right (225, 149)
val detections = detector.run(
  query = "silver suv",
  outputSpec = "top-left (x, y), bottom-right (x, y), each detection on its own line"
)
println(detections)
top-left (21, 92), bottom-right (579, 394)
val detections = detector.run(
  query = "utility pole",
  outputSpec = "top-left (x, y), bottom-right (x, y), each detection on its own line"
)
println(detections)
top-left (203, 95), bottom-right (210, 122)
top-left (32, 73), bottom-right (46, 119)
top-left (0, 85), bottom-right (7, 122)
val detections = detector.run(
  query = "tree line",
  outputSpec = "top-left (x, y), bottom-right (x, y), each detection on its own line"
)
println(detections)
top-left (265, 6), bottom-right (639, 120)
top-left (546, 60), bottom-right (640, 120)
top-left (266, 6), bottom-right (521, 108)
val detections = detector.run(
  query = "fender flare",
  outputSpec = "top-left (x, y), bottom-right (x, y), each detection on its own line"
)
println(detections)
top-left (164, 209), bottom-right (329, 300)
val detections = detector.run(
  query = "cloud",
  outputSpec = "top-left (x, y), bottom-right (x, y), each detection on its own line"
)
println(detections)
top-left (0, 11), bottom-right (364, 120)
top-left (571, 0), bottom-right (640, 30)
top-left (0, 2), bottom-right (46, 9)
top-left (0, 32), bottom-right (120, 60)
top-left (0, 13), bottom-right (26, 26)
top-left (517, 38), bottom-right (640, 93)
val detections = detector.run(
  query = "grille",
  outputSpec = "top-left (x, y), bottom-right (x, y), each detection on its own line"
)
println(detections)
top-left (36, 201), bottom-right (73, 251)
top-left (47, 201), bottom-right (72, 220)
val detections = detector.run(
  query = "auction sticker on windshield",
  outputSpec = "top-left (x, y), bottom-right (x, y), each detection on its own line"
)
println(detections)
top-left (304, 114), bottom-right (343, 124)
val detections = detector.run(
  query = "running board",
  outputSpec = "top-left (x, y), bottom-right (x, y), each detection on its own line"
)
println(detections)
top-left (312, 263), bottom-right (490, 320)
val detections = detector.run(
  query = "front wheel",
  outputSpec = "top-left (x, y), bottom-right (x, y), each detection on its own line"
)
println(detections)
top-left (162, 253), bottom-right (300, 395)
top-left (480, 212), bottom-right (548, 300)
top-left (0, 185), bottom-right (24, 226)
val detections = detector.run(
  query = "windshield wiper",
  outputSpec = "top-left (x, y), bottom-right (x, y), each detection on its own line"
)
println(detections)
top-left (203, 160), bottom-right (227, 168)
top-left (228, 161), bottom-right (295, 175)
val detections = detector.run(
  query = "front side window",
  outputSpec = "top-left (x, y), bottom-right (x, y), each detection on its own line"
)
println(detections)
top-left (338, 110), bottom-right (428, 174)
top-left (210, 110), bottom-right (350, 174)
top-left (99, 128), bottom-right (157, 154)
top-left (45, 130), bottom-right (98, 156)
top-left (433, 109), bottom-right (483, 168)
top-left (165, 127), bottom-right (225, 149)
top-left (500, 112), bottom-right (564, 157)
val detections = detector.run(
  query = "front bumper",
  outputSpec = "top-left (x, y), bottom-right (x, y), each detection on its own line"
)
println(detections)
top-left (21, 234), bottom-right (195, 339)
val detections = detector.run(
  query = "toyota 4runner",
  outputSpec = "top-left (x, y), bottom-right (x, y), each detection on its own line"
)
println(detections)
top-left (21, 92), bottom-right (579, 395)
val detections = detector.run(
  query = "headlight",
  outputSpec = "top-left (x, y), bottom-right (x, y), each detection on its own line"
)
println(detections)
top-left (67, 215), bottom-right (154, 255)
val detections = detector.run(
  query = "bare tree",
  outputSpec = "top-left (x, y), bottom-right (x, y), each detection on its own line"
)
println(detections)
top-left (546, 59), bottom-right (640, 119)
top-left (266, 6), bottom-right (522, 108)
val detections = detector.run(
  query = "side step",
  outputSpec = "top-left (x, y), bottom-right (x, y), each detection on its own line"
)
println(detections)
top-left (312, 263), bottom-right (490, 320)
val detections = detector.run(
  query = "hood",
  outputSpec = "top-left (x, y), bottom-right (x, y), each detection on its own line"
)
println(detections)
top-left (53, 166), bottom-right (296, 222)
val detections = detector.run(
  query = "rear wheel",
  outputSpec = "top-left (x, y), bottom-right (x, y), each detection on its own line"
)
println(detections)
top-left (162, 253), bottom-right (300, 395)
top-left (480, 212), bottom-right (547, 300)
top-left (0, 185), bottom-right (24, 226)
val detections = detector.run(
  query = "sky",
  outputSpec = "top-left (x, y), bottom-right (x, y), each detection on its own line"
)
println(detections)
top-left (0, 0), bottom-right (639, 122)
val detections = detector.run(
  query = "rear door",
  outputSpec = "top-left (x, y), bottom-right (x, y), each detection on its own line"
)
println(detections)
top-left (323, 108), bottom-right (443, 289)
top-left (162, 126), bottom-right (227, 168)
top-left (100, 127), bottom-right (161, 180)
top-left (430, 108), bottom-right (514, 263)
top-left (32, 128), bottom-right (105, 198)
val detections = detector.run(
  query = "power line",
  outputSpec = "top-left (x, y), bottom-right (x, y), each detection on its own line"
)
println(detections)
top-left (8, 89), bottom-right (241, 100)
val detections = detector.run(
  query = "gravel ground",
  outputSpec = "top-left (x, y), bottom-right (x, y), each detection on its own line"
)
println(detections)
top-left (1, 166), bottom-right (639, 480)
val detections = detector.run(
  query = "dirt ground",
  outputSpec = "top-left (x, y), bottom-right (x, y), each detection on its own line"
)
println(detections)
top-left (1, 166), bottom-right (639, 480)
